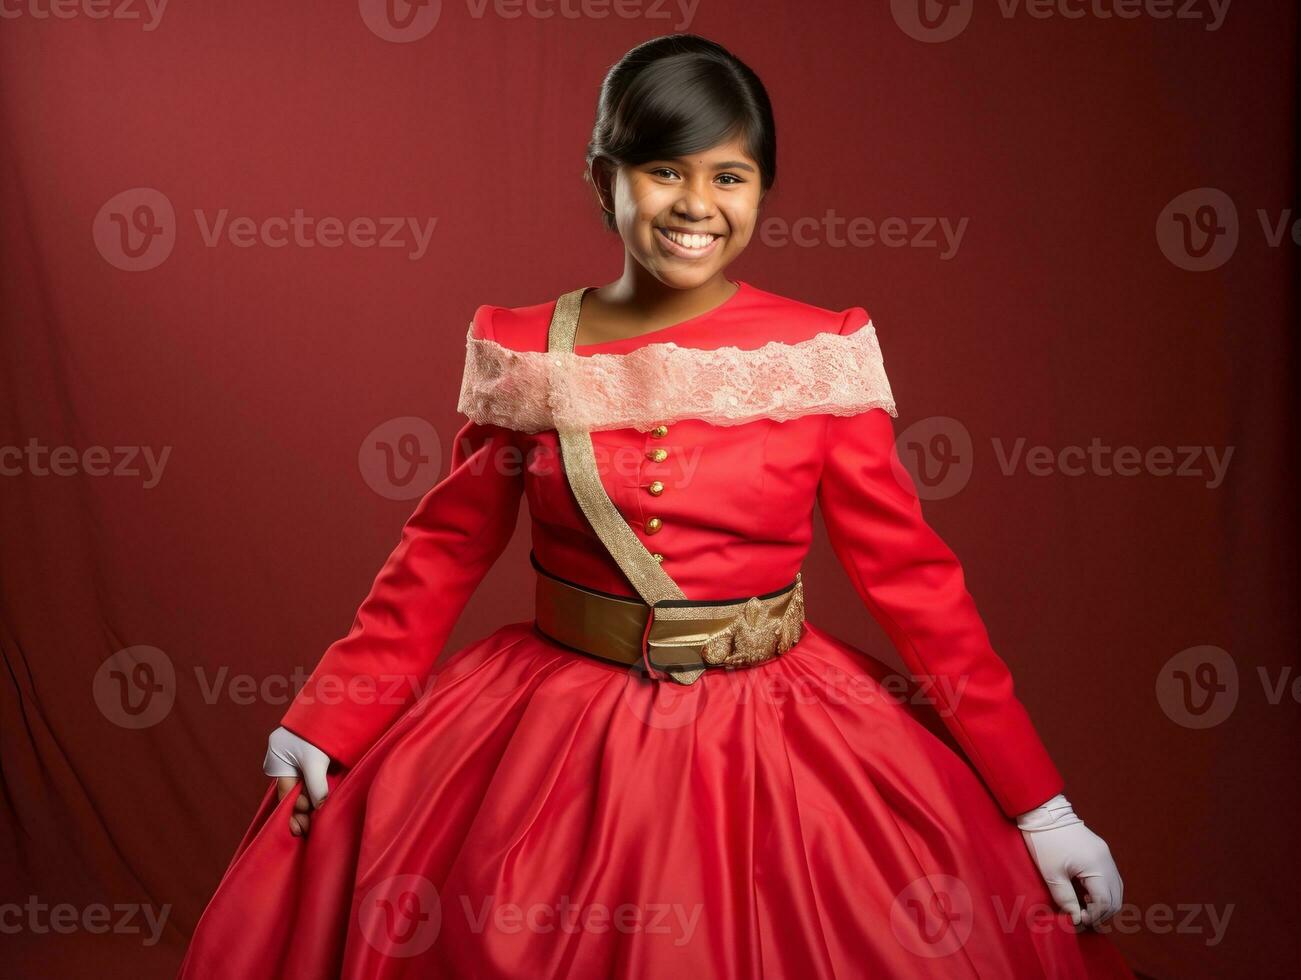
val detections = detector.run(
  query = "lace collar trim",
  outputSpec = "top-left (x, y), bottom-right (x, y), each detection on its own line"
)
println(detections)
top-left (456, 320), bottom-right (898, 434)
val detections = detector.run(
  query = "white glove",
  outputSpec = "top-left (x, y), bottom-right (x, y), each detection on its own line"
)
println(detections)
top-left (262, 726), bottom-right (332, 809)
top-left (1015, 792), bottom-right (1123, 927)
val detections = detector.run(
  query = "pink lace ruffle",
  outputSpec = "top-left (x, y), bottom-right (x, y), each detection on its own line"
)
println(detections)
top-left (456, 321), bottom-right (898, 434)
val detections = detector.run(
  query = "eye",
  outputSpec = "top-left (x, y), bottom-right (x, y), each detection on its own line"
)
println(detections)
top-left (650, 167), bottom-right (679, 180)
top-left (717, 173), bottom-right (744, 185)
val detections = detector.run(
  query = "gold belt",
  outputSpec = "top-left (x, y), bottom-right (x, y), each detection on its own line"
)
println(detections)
top-left (531, 551), bottom-right (806, 679)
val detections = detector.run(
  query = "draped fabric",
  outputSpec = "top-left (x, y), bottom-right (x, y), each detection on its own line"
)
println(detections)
top-left (179, 623), bottom-right (1133, 978)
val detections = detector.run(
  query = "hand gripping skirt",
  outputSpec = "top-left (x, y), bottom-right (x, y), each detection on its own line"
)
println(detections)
top-left (176, 620), bottom-right (1136, 979)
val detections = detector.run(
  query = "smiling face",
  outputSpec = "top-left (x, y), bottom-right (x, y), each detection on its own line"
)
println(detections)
top-left (592, 133), bottom-right (766, 290)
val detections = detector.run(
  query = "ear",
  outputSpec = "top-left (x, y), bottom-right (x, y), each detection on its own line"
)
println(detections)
top-left (588, 156), bottom-right (616, 216)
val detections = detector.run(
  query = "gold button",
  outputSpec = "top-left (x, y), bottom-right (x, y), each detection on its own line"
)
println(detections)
top-left (651, 552), bottom-right (664, 562)
top-left (647, 448), bottom-right (668, 462)
top-left (647, 480), bottom-right (664, 496)
top-left (645, 517), bottom-right (662, 533)
top-left (650, 425), bottom-right (668, 438)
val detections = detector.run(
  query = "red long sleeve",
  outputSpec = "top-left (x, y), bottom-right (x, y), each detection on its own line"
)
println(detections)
top-left (815, 309), bottom-right (1064, 818)
top-left (279, 308), bottom-right (524, 769)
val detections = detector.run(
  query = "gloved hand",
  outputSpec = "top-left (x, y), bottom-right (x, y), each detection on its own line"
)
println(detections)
top-left (263, 726), bottom-right (332, 837)
top-left (1015, 792), bottom-right (1123, 928)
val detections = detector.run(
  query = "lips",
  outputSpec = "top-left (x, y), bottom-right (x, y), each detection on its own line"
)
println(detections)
top-left (655, 226), bottom-right (723, 259)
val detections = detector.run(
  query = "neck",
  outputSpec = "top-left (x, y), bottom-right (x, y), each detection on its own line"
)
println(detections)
top-left (598, 262), bottom-right (738, 326)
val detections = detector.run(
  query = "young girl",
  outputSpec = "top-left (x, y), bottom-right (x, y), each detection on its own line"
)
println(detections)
top-left (178, 33), bottom-right (1134, 979)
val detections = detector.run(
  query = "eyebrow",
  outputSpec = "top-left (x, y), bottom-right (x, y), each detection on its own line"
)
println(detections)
top-left (654, 158), bottom-right (757, 173)
top-left (710, 160), bottom-right (757, 173)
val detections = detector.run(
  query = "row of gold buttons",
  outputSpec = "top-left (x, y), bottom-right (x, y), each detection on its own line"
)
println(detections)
top-left (646, 424), bottom-right (668, 561)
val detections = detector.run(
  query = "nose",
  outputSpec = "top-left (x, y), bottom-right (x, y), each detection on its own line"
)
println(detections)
top-left (671, 175), bottom-right (718, 222)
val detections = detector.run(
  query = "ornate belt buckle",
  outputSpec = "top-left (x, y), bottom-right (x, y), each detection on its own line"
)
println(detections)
top-left (702, 574), bottom-right (806, 667)
top-left (642, 574), bottom-right (806, 685)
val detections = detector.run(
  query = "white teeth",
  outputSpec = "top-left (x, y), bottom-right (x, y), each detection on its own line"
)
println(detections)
top-left (663, 229), bottom-right (717, 249)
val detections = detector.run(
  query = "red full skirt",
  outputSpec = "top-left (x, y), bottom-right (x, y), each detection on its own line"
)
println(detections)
top-left (177, 621), bottom-right (1135, 979)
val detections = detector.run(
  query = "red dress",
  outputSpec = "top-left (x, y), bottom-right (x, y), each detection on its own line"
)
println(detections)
top-left (178, 280), bottom-right (1134, 978)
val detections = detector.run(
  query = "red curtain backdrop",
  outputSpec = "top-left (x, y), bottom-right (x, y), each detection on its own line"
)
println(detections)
top-left (1, 3), bottom-right (1294, 978)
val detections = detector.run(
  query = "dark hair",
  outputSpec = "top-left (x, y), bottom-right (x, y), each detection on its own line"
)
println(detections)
top-left (585, 34), bottom-right (776, 231)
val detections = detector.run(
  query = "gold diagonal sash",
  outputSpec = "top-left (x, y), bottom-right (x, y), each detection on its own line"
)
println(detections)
top-left (543, 287), bottom-right (804, 685)
top-left (548, 289), bottom-right (686, 604)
